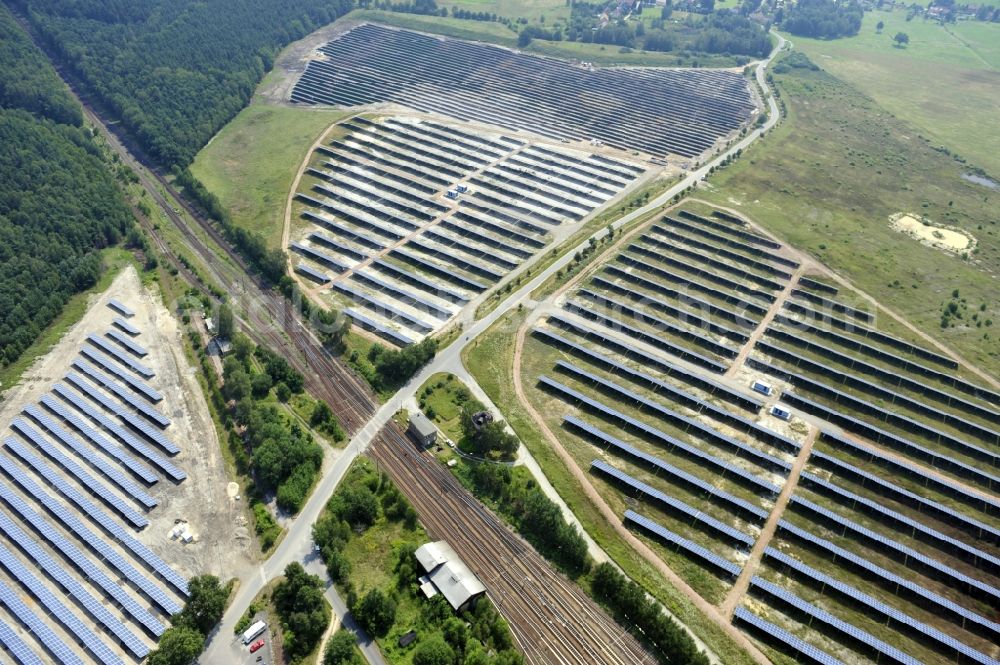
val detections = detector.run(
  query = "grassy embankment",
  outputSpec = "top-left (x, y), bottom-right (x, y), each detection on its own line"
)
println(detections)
top-left (700, 52), bottom-right (1000, 376)
top-left (789, 8), bottom-right (1000, 177)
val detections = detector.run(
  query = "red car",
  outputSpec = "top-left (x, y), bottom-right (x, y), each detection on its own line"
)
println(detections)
top-left (249, 639), bottom-right (265, 653)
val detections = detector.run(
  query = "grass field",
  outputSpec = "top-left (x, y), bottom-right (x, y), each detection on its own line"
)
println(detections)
top-left (447, 0), bottom-right (569, 22)
top-left (190, 104), bottom-right (348, 247)
top-left (790, 8), bottom-right (1000, 176)
top-left (699, 52), bottom-right (1000, 378)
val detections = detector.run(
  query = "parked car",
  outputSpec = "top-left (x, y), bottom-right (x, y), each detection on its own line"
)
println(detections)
top-left (249, 639), bottom-right (265, 653)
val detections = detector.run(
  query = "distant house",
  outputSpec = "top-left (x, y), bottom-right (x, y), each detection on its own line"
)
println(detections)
top-left (408, 410), bottom-right (437, 447)
top-left (414, 541), bottom-right (486, 612)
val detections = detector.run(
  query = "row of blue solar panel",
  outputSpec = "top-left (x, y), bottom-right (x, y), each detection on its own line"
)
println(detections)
top-left (332, 282), bottom-right (434, 333)
top-left (105, 330), bottom-right (147, 359)
top-left (590, 275), bottom-right (750, 342)
top-left (344, 308), bottom-right (415, 347)
top-left (0, 454), bottom-right (181, 616)
top-left (68, 370), bottom-right (178, 455)
top-left (0, 543), bottom-right (125, 665)
top-left (566, 416), bottom-right (769, 522)
top-left (54, 383), bottom-right (185, 482)
top-left (591, 460), bottom-right (754, 548)
top-left (303, 208), bottom-right (388, 251)
top-left (308, 229), bottom-right (368, 262)
top-left (407, 238), bottom-right (505, 282)
top-left (558, 305), bottom-right (728, 373)
top-left (662, 215), bottom-right (799, 269)
top-left (0, 611), bottom-right (45, 665)
top-left (676, 210), bottom-right (781, 250)
top-left (291, 241), bottom-right (348, 274)
top-left (627, 245), bottom-right (776, 305)
top-left (765, 546), bottom-right (998, 663)
top-left (71, 363), bottom-right (170, 430)
top-left (733, 606), bottom-right (842, 665)
top-left (84, 335), bottom-right (154, 380)
top-left (0, 579), bottom-right (80, 665)
top-left (624, 510), bottom-right (742, 577)
top-left (73, 348), bottom-right (164, 410)
top-left (0, 513), bottom-right (148, 659)
top-left (351, 270), bottom-right (452, 320)
top-left (107, 299), bottom-right (134, 318)
top-left (799, 470), bottom-right (1000, 574)
top-left (789, 494), bottom-right (1000, 604)
top-left (6, 430), bottom-right (148, 530)
top-left (539, 375), bottom-right (782, 495)
top-left (391, 247), bottom-right (486, 292)
top-left (809, 447), bottom-right (1000, 544)
top-left (0, 482), bottom-right (165, 635)
top-left (766, 326), bottom-right (1000, 424)
top-left (616, 253), bottom-right (771, 316)
top-left (750, 576), bottom-right (922, 665)
top-left (553, 361), bottom-right (792, 476)
top-left (781, 302), bottom-right (958, 369)
top-left (577, 289), bottom-right (739, 359)
top-left (769, 384), bottom-right (1000, 492)
top-left (294, 262), bottom-right (331, 284)
top-left (112, 317), bottom-right (140, 337)
top-left (789, 289), bottom-right (872, 323)
top-left (649, 224), bottom-right (793, 281)
top-left (757, 340), bottom-right (1000, 451)
top-left (603, 265), bottom-right (758, 331)
top-left (639, 234), bottom-right (785, 292)
top-left (533, 328), bottom-right (800, 457)
top-left (777, 519), bottom-right (1000, 642)
top-left (372, 258), bottom-right (470, 304)
top-left (23, 405), bottom-right (156, 509)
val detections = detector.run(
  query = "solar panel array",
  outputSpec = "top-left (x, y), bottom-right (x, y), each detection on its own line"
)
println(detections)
top-left (592, 460), bottom-right (754, 548)
top-left (0, 579), bottom-right (81, 665)
top-left (111, 317), bottom-right (140, 337)
top-left (106, 299), bottom-right (134, 318)
top-left (624, 510), bottom-right (742, 577)
top-left (83, 335), bottom-right (155, 380)
top-left (733, 607), bottom-right (844, 665)
top-left (76, 350), bottom-right (161, 402)
top-left (540, 375), bottom-right (782, 496)
top-left (566, 416), bottom-right (769, 522)
top-left (0, 615), bottom-right (45, 665)
top-left (105, 329), bottom-right (148, 358)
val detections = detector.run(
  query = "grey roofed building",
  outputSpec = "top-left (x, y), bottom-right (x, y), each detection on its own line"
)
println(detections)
top-left (408, 410), bottom-right (437, 447)
top-left (414, 541), bottom-right (485, 612)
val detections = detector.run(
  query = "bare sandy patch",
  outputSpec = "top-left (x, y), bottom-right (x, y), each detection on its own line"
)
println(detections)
top-left (890, 212), bottom-right (976, 254)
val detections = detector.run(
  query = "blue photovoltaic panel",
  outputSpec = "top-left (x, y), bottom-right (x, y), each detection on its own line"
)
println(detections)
top-left (624, 510), bottom-right (742, 577)
top-left (791, 494), bottom-right (1000, 604)
top-left (54, 383), bottom-right (185, 481)
top-left (40, 393), bottom-right (158, 485)
top-left (0, 579), bottom-right (82, 665)
top-left (539, 375), bottom-right (783, 495)
top-left (295, 261), bottom-right (332, 284)
top-left (9, 422), bottom-right (149, 528)
top-left (107, 299), bottom-right (134, 318)
top-left (750, 577), bottom-right (924, 665)
top-left (351, 270), bottom-right (452, 320)
top-left (112, 317), bottom-right (141, 336)
top-left (818, 429), bottom-right (1000, 515)
top-left (775, 388), bottom-right (1000, 491)
top-left (0, 544), bottom-right (124, 665)
top-left (591, 460), bottom-right (754, 548)
top-left (809, 448), bottom-right (1000, 544)
top-left (76, 350), bottom-right (160, 402)
top-left (799, 471), bottom-right (1000, 574)
top-left (0, 481), bottom-right (165, 635)
top-left (332, 282), bottom-right (434, 333)
top-left (0, 514), bottom-right (149, 658)
top-left (0, 616), bottom-right (44, 665)
top-left (776, 519), bottom-right (1000, 641)
top-left (372, 258), bottom-right (470, 303)
top-left (733, 606), bottom-right (844, 665)
top-left (291, 242), bottom-right (349, 273)
top-left (345, 308), bottom-right (415, 347)
top-left (67, 366), bottom-right (171, 432)
top-left (23, 404), bottom-right (157, 509)
top-left (2, 439), bottom-right (187, 596)
top-left (84, 335), bottom-right (155, 380)
top-left (564, 415), bottom-right (769, 522)
top-left (105, 329), bottom-right (148, 357)
top-left (0, 453), bottom-right (182, 615)
top-left (764, 547), bottom-right (998, 665)
top-left (390, 247), bottom-right (487, 292)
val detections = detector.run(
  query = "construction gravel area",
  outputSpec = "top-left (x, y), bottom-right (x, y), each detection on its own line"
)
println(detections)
top-left (0, 267), bottom-right (253, 662)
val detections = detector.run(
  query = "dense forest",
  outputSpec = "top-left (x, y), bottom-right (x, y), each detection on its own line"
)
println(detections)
top-left (0, 5), bottom-right (133, 367)
top-left (17, 0), bottom-right (353, 167)
top-left (780, 0), bottom-right (863, 39)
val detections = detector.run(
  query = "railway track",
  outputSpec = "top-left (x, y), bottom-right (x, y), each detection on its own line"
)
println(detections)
top-left (370, 428), bottom-right (656, 665)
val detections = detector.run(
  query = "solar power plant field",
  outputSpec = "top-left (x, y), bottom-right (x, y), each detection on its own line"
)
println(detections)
top-left (520, 205), bottom-right (1000, 665)
top-left (0, 299), bottom-right (193, 664)
top-left (290, 115), bottom-right (646, 346)
top-left (290, 24), bottom-right (756, 159)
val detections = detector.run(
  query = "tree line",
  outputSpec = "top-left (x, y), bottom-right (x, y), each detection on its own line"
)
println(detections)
top-left (17, 0), bottom-right (354, 167)
top-left (779, 0), bottom-right (863, 39)
top-left (0, 5), bottom-right (134, 370)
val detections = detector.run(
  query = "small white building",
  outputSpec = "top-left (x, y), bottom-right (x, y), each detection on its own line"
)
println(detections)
top-left (408, 411), bottom-right (437, 447)
top-left (415, 541), bottom-right (485, 612)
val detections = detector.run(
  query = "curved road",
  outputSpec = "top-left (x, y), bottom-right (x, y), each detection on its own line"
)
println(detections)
top-left (201, 31), bottom-right (786, 664)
